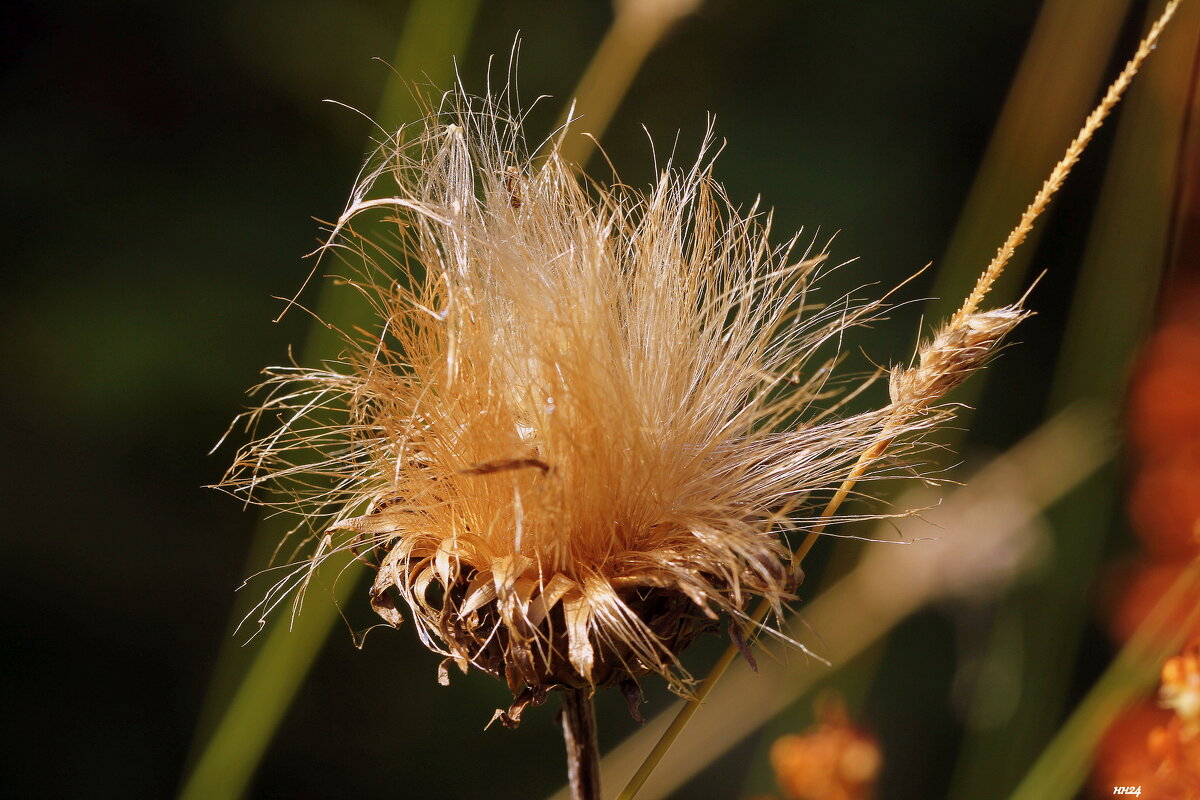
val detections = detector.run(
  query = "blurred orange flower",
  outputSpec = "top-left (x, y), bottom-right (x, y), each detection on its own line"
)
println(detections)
top-left (1107, 559), bottom-right (1200, 645)
top-left (768, 697), bottom-right (881, 800)
top-left (1125, 279), bottom-right (1200, 560)
top-left (1093, 640), bottom-right (1200, 799)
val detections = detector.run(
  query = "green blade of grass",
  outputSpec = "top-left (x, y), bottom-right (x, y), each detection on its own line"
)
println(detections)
top-left (179, 552), bottom-right (361, 800)
top-left (549, 0), bottom-right (701, 168)
top-left (178, 5), bottom-right (480, 799)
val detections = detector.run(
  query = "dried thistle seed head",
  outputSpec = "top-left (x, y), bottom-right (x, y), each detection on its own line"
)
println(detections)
top-left (888, 307), bottom-right (1029, 411)
top-left (219, 88), bottom-right (936, 715)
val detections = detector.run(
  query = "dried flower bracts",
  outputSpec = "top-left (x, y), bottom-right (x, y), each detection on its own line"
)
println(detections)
top-left (219, 91), bottom-right (973, 715)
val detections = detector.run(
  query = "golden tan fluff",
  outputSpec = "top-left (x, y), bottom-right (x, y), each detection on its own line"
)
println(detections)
top-left (218, 90), bottom-right (957, 719)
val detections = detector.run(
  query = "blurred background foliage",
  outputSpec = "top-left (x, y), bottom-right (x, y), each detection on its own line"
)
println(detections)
top-left (2, 0), bottom-right (1193, 798)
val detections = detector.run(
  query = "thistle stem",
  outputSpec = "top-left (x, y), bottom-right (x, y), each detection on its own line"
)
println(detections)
top-left (561, 687), bottom-right (601, 800)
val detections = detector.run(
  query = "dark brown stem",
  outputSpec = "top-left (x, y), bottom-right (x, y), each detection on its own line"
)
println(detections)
top-left (560, 687), bottom-right (601, 800)
top-left (1162, 24), bottom-right (1200, 283)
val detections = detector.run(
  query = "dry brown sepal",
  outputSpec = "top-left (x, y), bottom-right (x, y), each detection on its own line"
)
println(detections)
top-left (218, 89), bottom-right (949, 718)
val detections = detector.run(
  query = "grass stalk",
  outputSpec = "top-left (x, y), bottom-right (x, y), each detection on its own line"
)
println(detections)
top-left (549, 0), bottom-right (700, 168)
top-left (735, 2), bottom-right (1138, 787)
top-left (951, 0), bottom-right (1180, 326)
top-left (926, 0), bottom-right (1133, 323)
top-left (736, 3), bottom-right (1136, 785)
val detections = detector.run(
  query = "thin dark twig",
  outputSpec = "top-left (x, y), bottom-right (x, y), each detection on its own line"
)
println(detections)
top-left (560, 688), bottom-right (601, 800)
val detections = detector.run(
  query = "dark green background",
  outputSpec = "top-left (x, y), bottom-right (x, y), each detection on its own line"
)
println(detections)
top-left (2, 1), bottom-right (1156, 797)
